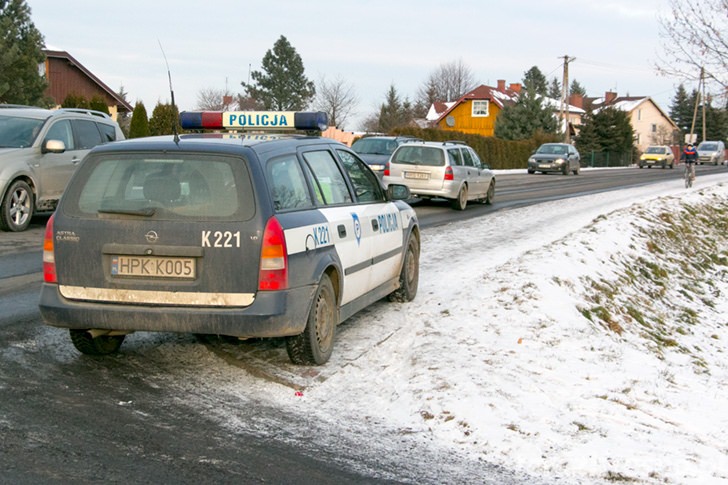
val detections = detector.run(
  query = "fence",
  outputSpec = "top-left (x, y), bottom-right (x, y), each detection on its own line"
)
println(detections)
top-left (581, 150), bottom-right (635, 168)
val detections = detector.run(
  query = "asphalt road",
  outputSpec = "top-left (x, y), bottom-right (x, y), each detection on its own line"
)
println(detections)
top-left (0, 164), bottom-right (725, 484)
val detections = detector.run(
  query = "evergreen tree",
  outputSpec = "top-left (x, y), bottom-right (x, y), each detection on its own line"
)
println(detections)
top-left (570, 80), bottom-right (586, 96)
top-left (375, 84), bottom-right (413, 132)
top-left (148, 102), bottom-right (180, 136)
top-left (61, 93), bottom-right (89, 109)
top-left (669, 84), bottom-right (693, 134)
top-left (242, 35), bottom-right (315, 110)
top-left (522, 66), bottom-right (548, 96)
top-left (494, 80), bottom-right (558, 140)
top-left (89, 95), bottom-right (109, 114)
top-left (547, 77), bottom-right (561, 99)
top-left (128, 102), bottom-right (150, 139)
top-left (575, 107), bottom-right (635, 154)
top-left (0, 0), bottom-right (48, 105)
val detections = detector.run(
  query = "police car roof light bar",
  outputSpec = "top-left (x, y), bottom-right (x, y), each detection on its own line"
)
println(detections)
top-left (179, 111), bottom-right (328, 132)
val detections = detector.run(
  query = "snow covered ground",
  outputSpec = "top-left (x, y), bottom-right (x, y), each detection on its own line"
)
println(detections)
top-left (161, 169), bottom-right (728, 484)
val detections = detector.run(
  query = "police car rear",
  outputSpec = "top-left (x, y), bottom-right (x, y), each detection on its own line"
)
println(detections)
top-left (39, 111), bottom-right (420, 365)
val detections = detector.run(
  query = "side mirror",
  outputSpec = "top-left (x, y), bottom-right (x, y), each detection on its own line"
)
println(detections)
top-left (42, 139), bottom-right (66, 154)
top-left (386, 183), bottom-right (411, 201)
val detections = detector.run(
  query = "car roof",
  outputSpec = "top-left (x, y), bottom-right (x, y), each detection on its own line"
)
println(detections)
top-left (0, 105), bottom-right (115, 123)
top-left (89, 133), bottom-right (345, 157)
top-left (0, 107), bottom-right (55, 120)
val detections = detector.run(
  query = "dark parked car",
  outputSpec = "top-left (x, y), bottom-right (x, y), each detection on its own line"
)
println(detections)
top-left (527, 143), bottom-right (581, 175)
top-left (351, 135), bottom-right (421, 177)
top-left (39, 110), bottom-right (420, 366)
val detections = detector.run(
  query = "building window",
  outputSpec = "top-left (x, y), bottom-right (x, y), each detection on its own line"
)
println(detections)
top-left (637, 109), bottom-right (641, 121)
top-left (651, 123), bottom-right (657, 133)
top-left (472, 100), bottom-right (489, 117)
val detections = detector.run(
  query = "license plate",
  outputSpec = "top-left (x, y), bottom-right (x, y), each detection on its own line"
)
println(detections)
top-left (111, 255), bottom-right (196, 279)
top-left (404, 171), bottom-right (429, 180)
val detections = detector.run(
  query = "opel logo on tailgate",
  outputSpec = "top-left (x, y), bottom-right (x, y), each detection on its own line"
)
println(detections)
top-left (145, 231), bottom-right (159, 243)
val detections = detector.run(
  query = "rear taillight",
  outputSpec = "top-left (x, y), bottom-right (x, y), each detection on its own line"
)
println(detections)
top-left (444, 166), bottom-right (454, 181)
top-left (43, 213), bottom-right (57, 283)
top-left (383, 162), bottom-right (390, 177)
top-left (258, 216), bottom-right (288, 290)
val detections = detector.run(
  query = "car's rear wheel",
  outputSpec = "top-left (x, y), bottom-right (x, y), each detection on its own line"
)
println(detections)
top-left (388, 234), bottom-right (419, 302)
top-left (485, 180), bottom-right (495, 204)
top-left (0, 179), bottom-right (34, 232)
top-left (573, 165), bottom-right (580, 175)
top-left (286, 274), bottom-right (337, 365)
top-left (69, 329), bottom-right (125, 355)
top-left (451, 184), bottom-right (468, 210)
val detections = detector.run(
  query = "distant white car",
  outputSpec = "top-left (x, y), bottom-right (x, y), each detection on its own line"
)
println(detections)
top-left (382, 140), bottom-right (495, 211)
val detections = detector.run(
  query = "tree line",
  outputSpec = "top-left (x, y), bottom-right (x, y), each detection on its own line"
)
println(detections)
top-left (3, 0), bottom-right (728, 164)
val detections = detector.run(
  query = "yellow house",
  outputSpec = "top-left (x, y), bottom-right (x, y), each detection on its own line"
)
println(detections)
top-left (428, 81), bottom-right (521, 137)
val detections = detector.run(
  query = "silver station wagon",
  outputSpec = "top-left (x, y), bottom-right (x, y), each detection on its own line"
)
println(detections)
top-left (39, 111), bottom-right (420, 365)
top-left (382, 140), bottom-right (495, 210)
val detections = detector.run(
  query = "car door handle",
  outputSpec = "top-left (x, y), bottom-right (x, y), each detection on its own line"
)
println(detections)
top-left (371, 219), bottom-right (379, 231)
top-left (337, 224), bottom-right (346, 238)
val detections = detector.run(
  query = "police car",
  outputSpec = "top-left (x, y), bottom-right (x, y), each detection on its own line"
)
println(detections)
top-left (39, 111), bottom-right (420, 365)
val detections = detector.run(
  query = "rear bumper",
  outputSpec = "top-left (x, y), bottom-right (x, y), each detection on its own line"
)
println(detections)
top-left (39, 283), bottom-right (316, 338)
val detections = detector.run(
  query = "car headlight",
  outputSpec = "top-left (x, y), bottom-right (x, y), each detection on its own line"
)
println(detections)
top-left (554, 158), bottom-right (565, 165)
top-left (528, 157), bottom-right (535, 164)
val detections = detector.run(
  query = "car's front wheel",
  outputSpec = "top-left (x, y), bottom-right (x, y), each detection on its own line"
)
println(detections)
top-left (69, 329), bottom-right (125, 355)
top-left (286, 274), bottom-right (337, 365)
top-left (451, 184), bottom-right (468, 210)
top-left (0, 179), bottom-right (34, 232)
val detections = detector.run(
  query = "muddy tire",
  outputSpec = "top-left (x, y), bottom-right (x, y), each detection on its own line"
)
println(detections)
top-left (451, 184), bottom-right (468, 210)
top-left (286, 274), bottom-right (337, 365)
top-left (388, 234), bottom-right (419, 302)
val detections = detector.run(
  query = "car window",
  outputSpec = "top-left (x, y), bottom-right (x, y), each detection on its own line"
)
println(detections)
top-left (468, 148), bottom-right (483, 168)
top-left (461, 148), bottom-right (475, 167)
top-left (68, 153), bottom-right (249, 220)
top-left (351, 138), bottom-right (393, 155)
top-left (336, 150), bottom-right (385, 203)
top-left (0, 114), bottom-right (45, 148)
top-left (266, 154), bottom-right (314, 211)
top-left (301, 150), bottom-right (352, 206)
top-left (448, 148), bottom-right (463, 166)
top-left (45, 120), bottom-right (75, 150)
top-left (391, 146), bottom-right (444, 167)
top-left (97, 122), bottom-right (118, 142)
top-left (72, 119), bottom-right (103, 149)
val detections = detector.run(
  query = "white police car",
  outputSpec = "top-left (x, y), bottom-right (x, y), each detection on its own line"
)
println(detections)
top-left (39, 111), bottom-right (420, 365)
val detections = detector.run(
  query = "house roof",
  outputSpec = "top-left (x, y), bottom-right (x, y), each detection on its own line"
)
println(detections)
top-left (584, 94), bottom-right (678, 130)
top-left (43, 49), bottom-right (133, 112)
top-left (432, 85), bottom-right (520, 124)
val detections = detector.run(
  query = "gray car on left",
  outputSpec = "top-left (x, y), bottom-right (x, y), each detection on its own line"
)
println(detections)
top-left (0, 105), bottom-right (125, 231)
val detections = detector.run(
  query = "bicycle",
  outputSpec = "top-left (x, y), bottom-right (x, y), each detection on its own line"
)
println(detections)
top-left (684, 160), bottom-right (696, 188)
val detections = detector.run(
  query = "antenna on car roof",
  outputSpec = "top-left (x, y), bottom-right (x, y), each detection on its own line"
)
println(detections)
top-left (158, 39), bottom-right (179, 144)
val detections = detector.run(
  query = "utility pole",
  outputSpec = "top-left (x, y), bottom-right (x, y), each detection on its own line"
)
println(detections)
top-left (689, 66), bottom-right (703, 144)
top-left (559, 55), bottom-right (576, 143)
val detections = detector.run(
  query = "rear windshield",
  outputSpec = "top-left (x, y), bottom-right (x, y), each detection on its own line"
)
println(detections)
top-left (391, 146), bottom-right (445, 166)
top-left (63, 153), bottom-right (254, 221)
top-left (351, 138), bottom-right (398, 155)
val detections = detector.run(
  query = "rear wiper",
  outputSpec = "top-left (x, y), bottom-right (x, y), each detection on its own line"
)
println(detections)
top-left (98, 207), bottom-right (156, 216)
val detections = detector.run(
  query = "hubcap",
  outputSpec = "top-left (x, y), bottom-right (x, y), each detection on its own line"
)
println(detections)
top-left (10, 188), bottom-right (31, 227)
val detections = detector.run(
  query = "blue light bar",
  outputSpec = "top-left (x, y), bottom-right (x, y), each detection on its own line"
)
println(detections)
top-left (179, 111), bottom-right (328, 131)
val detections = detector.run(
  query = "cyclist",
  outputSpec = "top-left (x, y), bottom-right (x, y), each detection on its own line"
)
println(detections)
top-left (683, 143), bottom-right (698, 187)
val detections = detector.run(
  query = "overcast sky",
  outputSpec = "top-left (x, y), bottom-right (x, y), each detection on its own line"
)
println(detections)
top-left (26, 0), bottom-right (680, 130)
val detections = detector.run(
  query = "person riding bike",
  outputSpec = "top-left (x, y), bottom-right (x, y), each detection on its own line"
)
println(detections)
top-left (683, 143), bottom-right (698, 186)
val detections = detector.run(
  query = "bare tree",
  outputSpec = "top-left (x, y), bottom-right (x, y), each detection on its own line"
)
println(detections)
top-left (196, 87), bottom-right (237, 111)
top-left (657, 0), bottom-right (728, 89)
top-left (416, 59), bottom-right (477, 111)
top-left (313, 75), bottom-right (358, 129)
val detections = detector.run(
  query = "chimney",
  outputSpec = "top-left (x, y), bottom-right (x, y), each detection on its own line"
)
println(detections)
top-left (605, 91), bottom-right (617, 104)
top-left (497, 79), bottom-right (506, 92)
top-left (509, 83), bottom-right (522, 93)
top-left (569, 93), bottom-right (583, 109)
